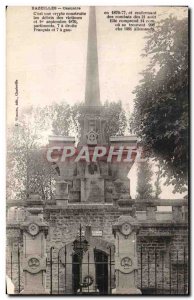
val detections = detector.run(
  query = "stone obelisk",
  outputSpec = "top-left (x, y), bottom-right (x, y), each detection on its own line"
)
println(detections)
top-left (85, 6), bottom-right (101, 106)
top-left (79, 6), bottom-right (106, 145)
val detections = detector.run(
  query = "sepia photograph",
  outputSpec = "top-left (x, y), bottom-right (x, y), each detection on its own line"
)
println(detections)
top-left (6, 5), bottom-right (189, 295)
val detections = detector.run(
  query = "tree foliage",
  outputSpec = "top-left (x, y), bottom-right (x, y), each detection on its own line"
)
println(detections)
top-left (131, 16), bottom-right (188, 193)
top-left (7, 108), bottom-right (56, 202)
top-left (51, 100), bottom-right (127, 140)
top-left (102, 100), bottom-right (127, 139)
top-left (51, 102), bottom-right (72, 136)
top-left (154, 164), bottom-right (162, 199)
top-left (136, 160), bottom-right (153, 201)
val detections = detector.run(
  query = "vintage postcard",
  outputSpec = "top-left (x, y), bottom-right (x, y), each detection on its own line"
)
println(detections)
top-left (6, 6), bottom-right (189, 295)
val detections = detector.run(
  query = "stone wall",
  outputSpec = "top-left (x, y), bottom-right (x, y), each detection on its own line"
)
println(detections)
top-left (6, 207), bottom-right (189, 295)
top-left (137, 223), bottom-right (188, 294)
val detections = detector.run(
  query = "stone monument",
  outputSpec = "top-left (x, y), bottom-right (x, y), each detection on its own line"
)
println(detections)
top-left (112, 215), bottom-right (141, 294)
top-left (20, 193), bottom-right (48, 294)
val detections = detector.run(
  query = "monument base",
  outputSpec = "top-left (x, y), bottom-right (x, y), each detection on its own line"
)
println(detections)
top-left (20, 288), bottom-right (49, 295)
top-left (77, 287), bottom-right (99, 294)
top-left (112, 288), bottom-right (142, 295)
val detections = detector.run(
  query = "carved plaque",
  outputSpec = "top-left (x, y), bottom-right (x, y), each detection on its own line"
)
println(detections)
top-left (23, 255), bottom-right (46, 274)
top-left (28, 257), bottom-right (40, 269)
top-left (121, 223), bottom-right (132, 236)
top-left (28, 223), bottom-right (39, 236)
top-left (86, 130), bottom-right (98, 145)
top-left (121, 257), bottom-right (132, 269)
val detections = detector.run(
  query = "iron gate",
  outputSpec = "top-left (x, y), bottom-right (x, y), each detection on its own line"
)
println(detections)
top-left (49, 245), bottom-right (114, 295)
top-left (7, 246), bottom-right (189, 295)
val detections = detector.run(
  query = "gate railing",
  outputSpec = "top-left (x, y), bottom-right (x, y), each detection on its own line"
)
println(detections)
top-left (139, 246), bottom-right (188, 295)
top-left (48, 246), bottom-right (114, 295)
top-left (6, 246), bottom-right (188, 295)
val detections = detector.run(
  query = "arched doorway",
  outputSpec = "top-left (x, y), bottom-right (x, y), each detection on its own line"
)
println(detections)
top-left (94, 249), bottom-right (108, 294)
top-left (72, 249), bottom-right (109, 294)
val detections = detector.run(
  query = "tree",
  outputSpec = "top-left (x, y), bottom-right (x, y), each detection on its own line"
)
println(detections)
top-left (51, 102), bottom-right (72, 136)
top-left (131, 16), bottom-right (188, 193)
top-left (136, 160), bottom-right (153, 209)
top-left (7, 107), bottom-right (56, 202)
top-left (136, 160), bottom-right (153, 199)
top-left (154, 164), bottom-right (162, 199)
top-left (102, 100), bottom-right (127, 139)
top-left (51, 100), bottom-right (127, 141)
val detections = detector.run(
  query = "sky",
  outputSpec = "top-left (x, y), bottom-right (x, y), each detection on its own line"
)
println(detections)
top-left (6, 6), bottom-right (188, 200)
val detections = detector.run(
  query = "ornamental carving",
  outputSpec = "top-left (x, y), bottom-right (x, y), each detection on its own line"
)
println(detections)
top-left (86, 130), bottom-right (98, 145)
top-left (28, 223), bottom-right (39, 236)
top-left (28, 257), bottom-right (40, 270)
top-left (121, 222), bottom-right (132, 236)
top-left (23, 255), bottom-right (46, 274)
top-left (121, 257), bottom-right (132, 269)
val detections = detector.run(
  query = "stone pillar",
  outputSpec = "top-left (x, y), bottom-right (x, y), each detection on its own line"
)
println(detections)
top-left (172, 205), bottom-right (183, 221)
top-left (55, 179), bottom-right (70, 206)
top-left (112, 215), bottom-right (141, 294)
top-left (20, 194), bottom-right (48, 294)
top-left (146, 205), bottom-right (157, 221)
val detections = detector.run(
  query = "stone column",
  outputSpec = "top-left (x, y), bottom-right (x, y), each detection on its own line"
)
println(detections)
top-left (112, 215), bottom-right (141, 294)
top-left (146, 205), bottom-right (157, 221)
top-left (20, 194), bottom-right (48, 294)
top-left (172, 205), bottom-right (183, 221)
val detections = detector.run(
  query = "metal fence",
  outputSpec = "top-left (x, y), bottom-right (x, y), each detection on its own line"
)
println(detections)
top-left (7, 246), bottom-right (189, 295)
top-left (139, 246), bottom-right (189, 295)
